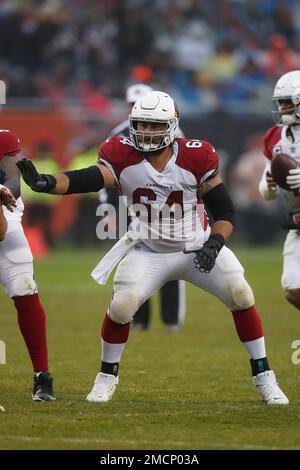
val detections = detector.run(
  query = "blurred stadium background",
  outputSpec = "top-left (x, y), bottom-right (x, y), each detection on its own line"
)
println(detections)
top-left (1, 0), bottom-right (300, 451)
top-left (1, 0), bottom-right (299, 250)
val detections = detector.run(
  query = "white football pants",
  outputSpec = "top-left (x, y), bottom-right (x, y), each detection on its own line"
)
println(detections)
top-left (109, 242), bottom-right (255, 324)
top-left (281, 229), bottom-right (300, 290)
top-left (0, 220), bottom-right (37, 297)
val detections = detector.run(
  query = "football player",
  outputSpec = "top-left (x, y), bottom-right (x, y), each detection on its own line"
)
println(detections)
top-left (0, 176), bottom-right (16, 239)
top-left (0, 130), bottom-right (55, 401)
top-left (109, 83), bottom-right (186, 332)
top-left (18, 91), bottom-right (288, 405)
top-left (259, 70), bottom-right (300, 311)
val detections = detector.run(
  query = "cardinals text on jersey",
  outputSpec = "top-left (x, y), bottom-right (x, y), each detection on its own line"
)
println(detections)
top-left (98, 136), bottom-right (219, 253)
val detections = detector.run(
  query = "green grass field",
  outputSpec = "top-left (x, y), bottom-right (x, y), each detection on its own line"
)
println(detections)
top-left (0, 245), bottom-right (300, 450)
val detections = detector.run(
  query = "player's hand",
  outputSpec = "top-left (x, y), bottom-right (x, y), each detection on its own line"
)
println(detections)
top-left (266, 171), bottom-right (277, 190)
top-left (281, 209), bottom-right (300, 229)
top-left (286, 168), bottom-right (300, 190)
top-left (184, 234), bottom-right (225, 273)
top-left (0, 184), bottom-right (17, 212)
top-left (16, 158), bottom-right (56, 193)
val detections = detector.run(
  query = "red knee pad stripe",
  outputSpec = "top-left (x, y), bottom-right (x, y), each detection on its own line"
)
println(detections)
top-left (101, 313), bottom-right (130, 344)
top-left (231, 306), bottom-right (264, 342)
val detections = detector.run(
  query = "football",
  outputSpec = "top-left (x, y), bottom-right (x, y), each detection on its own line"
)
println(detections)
top-left (271, 152), bottom-right (299, 191)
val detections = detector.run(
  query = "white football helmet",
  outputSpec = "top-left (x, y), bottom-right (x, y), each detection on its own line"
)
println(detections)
top-left (129, 91), bottom-right (179, 152)
top-left (272, 70), bottom-right (300, 125)
top-left (126, 83), bottom-right (153, 104)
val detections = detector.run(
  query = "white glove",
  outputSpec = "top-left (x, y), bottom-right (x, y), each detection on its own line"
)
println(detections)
top-left (286, 168), bottom-right (300, 190)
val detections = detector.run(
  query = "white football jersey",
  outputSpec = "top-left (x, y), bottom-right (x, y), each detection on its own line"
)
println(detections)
top-left (98, 136), bottom-right (219, 253)
top-left (3, 197), bottom-right (24, 224)
top-left (264, 124), bottom-right (300, 208)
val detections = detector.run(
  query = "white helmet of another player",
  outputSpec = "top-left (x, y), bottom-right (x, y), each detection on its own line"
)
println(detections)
top-left (126, 83), bottom-right (153, 104)
top-left (129, 91), bottom-right (179, 152)
top-left (272, 70), bottom-right (300, 125)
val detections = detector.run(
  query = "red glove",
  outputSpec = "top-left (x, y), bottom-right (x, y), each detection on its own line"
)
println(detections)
top-left (0, 130), bottom-right (20, 160)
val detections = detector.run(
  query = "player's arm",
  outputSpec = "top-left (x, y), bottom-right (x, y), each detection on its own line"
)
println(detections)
top-left (258, 160), bottom-right (278, 200)
top-left (16, 158), bottom-right (116, 195)
top-left (198, 174), bottom-right (234, 241)
top-left (1, 155), bottom-right (21, 199)
top-left (185, 174), bottom-right (235, 273)
top-left (0, 204), bottom-right (7, 240)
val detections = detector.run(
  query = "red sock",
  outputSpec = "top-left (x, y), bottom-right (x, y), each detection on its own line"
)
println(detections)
top-left (231, 305), bottom-right (264, 342)
top-left (13, 293), bottom-right (48, 372)
top-left (101, 313), bottom-right (130, 343)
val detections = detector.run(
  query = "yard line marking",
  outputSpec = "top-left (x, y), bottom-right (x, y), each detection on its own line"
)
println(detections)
top-left (1, 435), bottom-right (192, 446)
top-left (1, 435), bottom-right (299, 450)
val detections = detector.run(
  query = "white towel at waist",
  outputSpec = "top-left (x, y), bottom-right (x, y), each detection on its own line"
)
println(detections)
top-left (91, 231), bottom-right (140, 285)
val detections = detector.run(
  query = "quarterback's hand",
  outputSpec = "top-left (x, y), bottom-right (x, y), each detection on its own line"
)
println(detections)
top-left (184, 234), bottom-right (225, 273)
top-left (16, 158), bottom-right (56, 193)
top-left (286, 168), bottom-right (300, 190)
top-left (266, 171), bottom-right (277, 190)
top-left (0, 184), bottom-right (17, 212)
top-left (281, 209), bottom-right (300, 230)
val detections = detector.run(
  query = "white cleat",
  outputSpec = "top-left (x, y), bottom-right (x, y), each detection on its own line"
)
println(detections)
top-left (86, 372), bottom-right (118, 403)
top-left (253, 370), bottom-right (289, 405)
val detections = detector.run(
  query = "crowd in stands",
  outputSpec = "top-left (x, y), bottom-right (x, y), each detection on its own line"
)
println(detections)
top-left (1, 0), bottom-right (300, 114)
